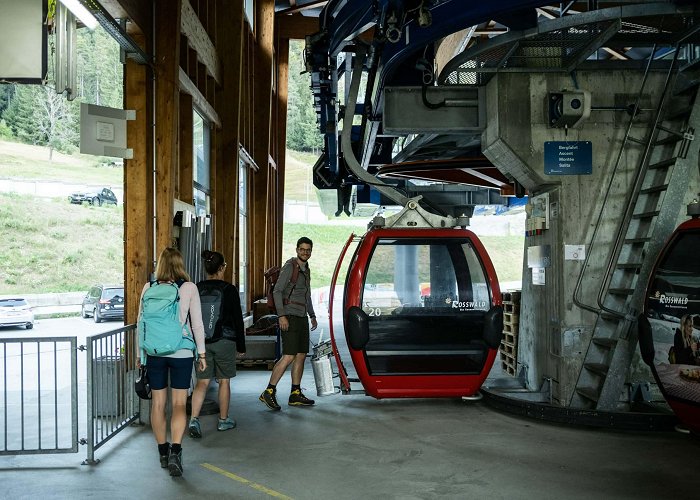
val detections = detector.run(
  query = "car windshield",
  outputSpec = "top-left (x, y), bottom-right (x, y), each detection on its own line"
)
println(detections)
top-left (0, 299), bottom-right (28, 307)
top-left (103, 289), bottom-right (124, 300)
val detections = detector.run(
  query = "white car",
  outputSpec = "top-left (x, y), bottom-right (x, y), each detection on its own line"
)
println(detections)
top-left (0, 298), bottom-right (34, 329)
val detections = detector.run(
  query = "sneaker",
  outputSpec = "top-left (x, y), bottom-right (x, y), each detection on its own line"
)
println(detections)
top-left (217, 417), bottom-right (237, 431)
top-left (259, 388), bottom-right (281, 411)
top-left (188, 417), bottom-right (202, 439)
top-left (168, 450), bottom-right (183, 477)
top-left (159, 454), bottom-right (168, 469)
top-left (288, 389), bottom-right (315, 406)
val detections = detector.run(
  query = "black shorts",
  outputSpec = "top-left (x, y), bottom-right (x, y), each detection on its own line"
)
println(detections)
top-left (281, 315), bottom-right (310, 355)
top-left (147, 356), bottom-right (194, 390)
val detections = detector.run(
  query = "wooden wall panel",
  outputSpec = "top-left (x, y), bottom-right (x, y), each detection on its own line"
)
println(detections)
top-left (216, 0), bottom-right (245, 289)
top-left (273, 36), bottom-right (290, 268)
top-left (154, 0), bottom-right (182, 252)
top-left (179, 93), bottom-right (194, 205)
top-left (251, 0), bottom-right (275, 299)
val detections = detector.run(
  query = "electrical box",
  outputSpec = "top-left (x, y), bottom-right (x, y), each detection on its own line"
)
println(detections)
top-left (548, 90), bottom-right (591, 129)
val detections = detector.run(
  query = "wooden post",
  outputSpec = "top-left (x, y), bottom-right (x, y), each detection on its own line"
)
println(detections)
top-left (251, 0), bottom-right (275, 301)
top-left (179, 93), bottom-right (194, 205)
top-left (154, 0), bottom-right (182, 252)
top-left (217, 0), bottom-right (245, 293)
top-left (123, 35), bottom-right (152, 328)
top-left (273, 36), bottom-right (290, 268)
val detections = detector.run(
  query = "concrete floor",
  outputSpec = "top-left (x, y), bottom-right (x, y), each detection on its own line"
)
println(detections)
top-left (2, 362), bottom-right (699, 500)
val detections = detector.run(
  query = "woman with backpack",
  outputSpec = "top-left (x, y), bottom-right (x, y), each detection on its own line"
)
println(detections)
top-left (188, 250), bottom-right (246, 439)
top-left (137, 247), bottom-right (207, 477)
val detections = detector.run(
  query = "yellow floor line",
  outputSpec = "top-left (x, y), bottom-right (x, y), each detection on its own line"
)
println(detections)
top-left (201, 463), bottom-right (294, 500)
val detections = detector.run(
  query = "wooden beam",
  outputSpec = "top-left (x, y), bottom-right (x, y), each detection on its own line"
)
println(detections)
top-left (179, 67), bottom-right (221, 127)
top-left (276, 13), bottom-right (320, 40)
top-left (198, 61), bottom-right (207, 96)
top-left (273, 36), bottom-right (290, 267)
top-left (123, 34), bottom-right (151, 328)
top-left (251, 0), bottom-right (275, 300)
top-left (154, 0), bottom-right (182, 253)
top-left (179, 93), bottom-right (194, 205)
top-left (100, 0), bottom-right (152, 38)
top-left (217, 0), bottom-right (245, 295)
top-left (181, 0), bottom-right (222, 84)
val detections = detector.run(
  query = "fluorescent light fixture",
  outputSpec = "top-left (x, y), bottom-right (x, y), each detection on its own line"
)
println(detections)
top-left (58, 0), bottom-right (99, 30)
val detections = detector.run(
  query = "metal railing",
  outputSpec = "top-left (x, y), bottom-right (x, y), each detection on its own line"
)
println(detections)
top-left (1, 336), bottom-right (79, 455)
top-left (0, 324), bottom-right (142, 464)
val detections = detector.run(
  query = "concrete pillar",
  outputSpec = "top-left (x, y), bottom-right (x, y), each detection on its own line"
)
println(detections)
top-left (481, 70), bottom-right (700, 403)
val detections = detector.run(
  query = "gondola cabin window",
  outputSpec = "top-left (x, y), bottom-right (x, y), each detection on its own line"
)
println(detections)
top-left (360, 238), bottom-right (492, 375)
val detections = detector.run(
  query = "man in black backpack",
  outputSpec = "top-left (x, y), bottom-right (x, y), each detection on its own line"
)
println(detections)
top-left (189, 250), bottom-right (246, 438)
top-left (259, 237), bottom-right (318, 410)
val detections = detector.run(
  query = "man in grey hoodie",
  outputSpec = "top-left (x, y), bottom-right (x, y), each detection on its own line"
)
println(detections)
top-left (259, 237), bottom-right (318, 410)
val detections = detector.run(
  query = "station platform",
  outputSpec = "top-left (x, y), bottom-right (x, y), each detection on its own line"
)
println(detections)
top-left (2, 363), bottom-right (698, 499)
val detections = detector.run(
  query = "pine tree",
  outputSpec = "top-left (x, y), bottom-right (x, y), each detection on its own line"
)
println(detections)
top-left (286, 40), bottom-right (322, 152)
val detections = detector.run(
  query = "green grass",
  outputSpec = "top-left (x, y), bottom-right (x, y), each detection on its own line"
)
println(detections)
top-left (0, 138), bottom-right (122, 185)
top-left (0, 192), bottom-right (124, 294)
top-left (281, 223), bottom-right (367, 287)
top-left (0, 140), bottom-right (523, 295)
top-left (281, 223), bottom-right (524, 289)
top-left (285, 150), bottom-right (320, 202)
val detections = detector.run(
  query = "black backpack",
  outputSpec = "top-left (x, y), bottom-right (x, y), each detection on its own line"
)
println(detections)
top-left (197, 281), bottom-right (233, 342)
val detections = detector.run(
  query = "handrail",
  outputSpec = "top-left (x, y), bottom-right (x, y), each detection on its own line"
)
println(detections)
top-left (572, 43), bottom-right (659, 316)
top-left (595, 46), bottom-right (682, 318)
top-left (328, 233), bottom-right (359, 393)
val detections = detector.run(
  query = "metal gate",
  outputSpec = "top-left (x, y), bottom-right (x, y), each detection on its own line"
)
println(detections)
top-left (0, 325), bottom-right (141, 463)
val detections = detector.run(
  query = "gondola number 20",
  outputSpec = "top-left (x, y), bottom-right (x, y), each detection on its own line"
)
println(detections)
top-left (364, 305), bottom-right (382, 316)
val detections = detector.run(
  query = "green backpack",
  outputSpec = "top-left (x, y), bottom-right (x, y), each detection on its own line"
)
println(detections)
top-left (138, 280), bottom-right (195, 363)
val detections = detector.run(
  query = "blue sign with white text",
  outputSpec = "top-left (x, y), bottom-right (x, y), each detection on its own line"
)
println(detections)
top-left (544, 141), bottom-right (592, 175)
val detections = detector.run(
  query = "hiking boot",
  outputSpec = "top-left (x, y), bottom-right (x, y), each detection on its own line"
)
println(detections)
top-left (168, 449), bottom-right (183, 477)
top-left (217, 417), bottom-right (237, 431)
top-left (188, 417), bottom-right (202, 439)
top-left (288, 389), bottom-right (315, 406)
top-left (159, 454), bottom-right (169, 469)
top-left (259, 388), bottom-right (281, 411)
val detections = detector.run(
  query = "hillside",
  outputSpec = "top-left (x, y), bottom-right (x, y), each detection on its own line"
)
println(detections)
top-left (0, 140), bottom-right (524, 295)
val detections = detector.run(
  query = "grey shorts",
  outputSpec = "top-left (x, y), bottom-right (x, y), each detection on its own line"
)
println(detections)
top-left (196, 339), bottom-right (237, 379)
top-left (281, 315), bottom-right (310, 355)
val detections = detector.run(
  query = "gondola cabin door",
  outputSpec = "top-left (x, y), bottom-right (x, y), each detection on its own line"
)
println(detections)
top-left (343, 226), bottom-right (503, 399)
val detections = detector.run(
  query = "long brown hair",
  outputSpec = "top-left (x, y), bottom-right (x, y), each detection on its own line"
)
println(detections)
top-left (154, 247), bottom-right (191, 282)
top-left (679, 314), bottom-right (693, 347)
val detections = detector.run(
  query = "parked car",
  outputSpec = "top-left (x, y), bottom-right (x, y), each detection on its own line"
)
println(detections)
top-left (81, 285), bottom-right (124, 323)
top-left (69, 188), bottom-right (118, 206)
top-left (68, 192), bottom-right (88, 204)
top-left (0, 298), bottom-right (34, 329)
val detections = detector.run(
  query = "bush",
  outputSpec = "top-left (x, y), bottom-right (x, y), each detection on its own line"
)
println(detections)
top-left (0, 119), bottom-right (12, 139)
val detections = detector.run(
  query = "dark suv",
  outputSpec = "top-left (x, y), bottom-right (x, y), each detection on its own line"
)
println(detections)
top-left (81, 284), bottom-right (124, 323)
top-left (69, 188), bottom-right (118, 206)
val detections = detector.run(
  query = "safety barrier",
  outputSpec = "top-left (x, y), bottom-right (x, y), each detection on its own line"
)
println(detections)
top-left (83, 325), bottom-right (141, 464)
top-left (0, 325), bottom-right (142, 464)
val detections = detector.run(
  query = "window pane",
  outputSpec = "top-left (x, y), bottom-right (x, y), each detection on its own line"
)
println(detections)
top-left (239, 159), bottom-right (249, 313)
top-left (193, 110), bottom-right (209, 192)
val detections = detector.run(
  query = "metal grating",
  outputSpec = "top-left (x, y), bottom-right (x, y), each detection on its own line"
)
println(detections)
top-left (443, 20), bottom-right (619, 86)
top-left (439, 3), bottom-right (694, 87)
